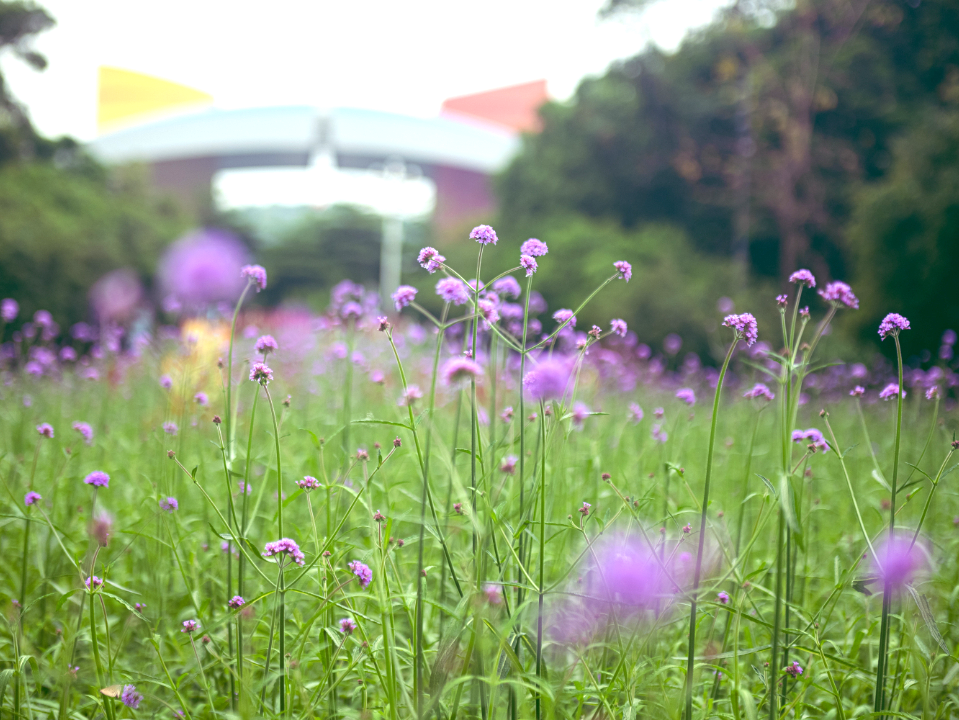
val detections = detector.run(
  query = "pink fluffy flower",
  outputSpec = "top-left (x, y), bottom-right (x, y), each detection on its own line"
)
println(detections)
top-left (788, 269), bottom-right (816, 288)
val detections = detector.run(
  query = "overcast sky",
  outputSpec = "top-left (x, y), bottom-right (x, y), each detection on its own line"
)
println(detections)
top-left (4, 0), bottom-right (733, 142)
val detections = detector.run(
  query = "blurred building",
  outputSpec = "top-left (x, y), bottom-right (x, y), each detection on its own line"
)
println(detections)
top-left (88, 68), bottom-right (547, 232)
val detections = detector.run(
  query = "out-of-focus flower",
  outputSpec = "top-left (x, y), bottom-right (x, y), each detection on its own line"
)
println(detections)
top-left (610, 319), bottom-right (627, 337)
top-left (776, 294), bottom-right (788, 307)
top-left (72, 422), bottom-right (94, 445)
top-left (297, 476), bottom-right (320, 492)
top-left (628, 403), bottom-right (644, 423)
top-left (159, 497), bottom-right (178, 512)
top-left (228, 595), bottom-right (245, 609)
top-left (85, 575), bottom-right (103, 590)
top-left (652, 424), bottom-right (668, 443)
top-left (182, 619), bottom-right (198, 633)
top-left (398, 385), bottom-right (423, 406)
top-left (158, 230), bottom-right (250, 308)
top-left (24, 491), bottom-right (41, 506)
top-left (1, 298), bottom-right (18, 322)
top-left (850, 386), bottom-right (865, 397)
top-left (784, 662), bottom-right (803, 678)
top-left (120, 684), bottom-right (143, 709)
top-left (553, 309), bottom-right (576, 329)
top-left (90, 269), bottom-right (143, 324)
top-left (84, 471), bottom-right (110, 488)
top-left (442, 357), bottom-right (483, 386)
top-left (340, 617), bottom-right (357, 634)
top-left (250, 362), bottom-right (273, 385)
top-left (469, 224), bottom-right (498, 245)
top-left (664, 334), bottom-right (682, 355)
top-left (500, 455), bottom-right (517, 474)
top-left (676, 388), bottom-right (696, 406)
top-left (571, 402), bottom-right (591, 429)
top-left (879, 383), bottom-right (904, 401)
top-left (90, 511), bottom-right (112, 546)
top-left (36, 423), bottom-right (54, 439)
top-left (523, 358), bottom-right (571, 401)
top-left (788, 269), bottom-right (816, 288)
top-left (391, 285), bottom-right (417, 311)
top-left (483, 583), bottom-right (503, 605)
top-left (255, 335), bottom-right (278, 356)
top-left (520, 255), bottom-right (538, 276)
top-left (926, 386), bottom-right (939, 400)
top-left (743, 383), bottom-right (775, 401)
top-left (436, 278), bottom-right (470, 306)
top-left (162, 422), bottom-right (178, 436)
top-left (717, 591), bottom-right (729, 604)
top-left (241, 264), bottom-right (267, 292)
top-left (492, 276), bottom-right (521, 299)
top-left (194, 392), bottom-right (208, 407)
top-left (521, 238), bottom-right (548, 256)
top-left (818, 281), bottom-right (858, 309)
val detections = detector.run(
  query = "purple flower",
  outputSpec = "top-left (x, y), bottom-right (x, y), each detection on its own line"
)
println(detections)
top-left (159, 375), bottom-right (173, 390)
top-left (36, 423), bottom-right (54, 439)
top-left (519, 254), bottom-right (538, 277)
top-left (818, 281), bottom-right (859, 309)
top-left (654, 407), bottom-right (665, 419)
top-left (500, 455), bottom-right (518, 474)
top-left (348, 560), bottom-right (373, 588)
top-left (784, 661), bottom-right (803, 678)
top-left (90, 512), bottom-right (113, 546)
top-left (651, 424), bottom-right (668, 443)
top-left (628, 403), bottom-right (643, 423)
top-left (85, 575), bottom-right (103, 589)
top-left (72, 422), bottom-right (94, 445)
top-left (182, 619), bottom-right (198, 633)
top-left (159, 497), bottom-right (178, 512)
top-left (553, 309), bottom-right (576, 329)
top-left (676, 388), bottom-right (696, 405)
top-left (263, 538), bottom-right (306, 566)
top-left (523, 358), bottom-right (571, 401)
top-left (162, 422), bottom-right (178, 436)
top-left (521, 238), bottom-right (548, 256)
top-left (478, 298), bottom-right (500, 326)
top-left (722, 312), bottom-right (759, 346)
top-left (398, 385), bottom-right (423, 406)
top-left (228, 595), bottom-right (245, 610)
top-left (878, 313), bottom-right (910, 340)
top-left (943, 329), bottom-right (957, 346)
top-left (788, 269), bottom-right (816, 288)
top-left (436, 278), bottom-right (470, 306)
top-left (483, 583), bottom-right (504, 605)
top-left (571, 402), bottom-right (591, 429)
top-left (850, 386), bottom-right (865, 397)
top-left (614, 260), bottom-right (632, 282)
top-left (469, 224), bottom-right (498, 245)
top-left (391, 285), bottom-right (417, 311)
top-left (158, 230), bottom-right (250, 307)
top-left (926, 386), bottom-right (939, 400)
top-left (255, 335), bottom-right (279, 356)
top-left (717, 591), bottom-right (729, 604)
top-left (297, 476), bottom-right (321, 492)
top-left (610, 319), bottom-right (627, 337)
top-left (339, 617), bottom-right (357, 634)
top-left (250, 362), bottom-right (273, 385)
top-left (743, 383), bottom-right (775, 401)
top-left (1, 298), bottom-right (18, 322)
top-left (194, 392), bottom-right (209, 407)
top-left (584, 535), bottom-right (672, 616)
top-left (776, 294), bottom-right (788, 307)
top-left (24, 491), bottom-right (41, 506)
top-left (241, 264), bottom-right (268, 292)
top-left (873, 534), bottom-right (926, 589)
top-left (879, 383), bottom-right (904, 401)
top-left (120, 684), bottom-right (143, 710)
top-left (84, 471), bottom-right (110, 488)
top-left (492, 276), bottom-right (521, 299)
top-left (442, 357), bottom-right (484, 386)
top-left (417, 246), bottom-right (446, 273)
top-left (60, 346), bottom-right (77, 362)
top-left (664, 333), bottom-right (683, 356)
top-left (500, 406), bottom-right (514, 423)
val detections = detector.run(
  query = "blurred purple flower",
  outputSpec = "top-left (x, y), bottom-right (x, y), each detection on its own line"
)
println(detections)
top-left (241, 264), bottom-right (267, 292)
top-left (392, 285), bottom-right (417, 311)
top-left (469, 224), bottom-right (498, 245)
top-left (442, 357), bottom-right (483, 386)
top-left (614, 261), bottom-right (632, 282)
top-left (492, 276), bottom-right (521, 299)
top-left (521, 238), bottom-right (548, 256)
top-left (523, 358), bottom-right (571, 401)
top-left (158, 229), bottom-right (250, 308)
top-left (1, 298), bottom-right (18, 322)
top-left (348, 559), bottom-right (373, 588)
top-left (788, 269), bottom-right (816, 287)
top-left (819, 281), bottom-right (859, 309)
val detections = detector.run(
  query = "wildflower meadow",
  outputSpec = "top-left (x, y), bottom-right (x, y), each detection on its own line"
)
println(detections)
top-left (2, 227), bottom-right (958, 720)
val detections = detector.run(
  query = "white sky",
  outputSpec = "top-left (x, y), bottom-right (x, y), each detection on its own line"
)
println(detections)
top-left (2, 0), bottom-right (732, 212)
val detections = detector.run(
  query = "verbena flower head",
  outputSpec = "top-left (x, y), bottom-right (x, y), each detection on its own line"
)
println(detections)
top-left (492, 276), bottom-right (521, 298)
top-left (571, 402), bottom-right (591, 429)
top-left (676, 388), bottom-right (696, 406)
top-left (584, 534), bottom-right (672, 618)
top-left (417, 246), bottom-right (445, 273)
top-left (84, 471), bottom-right (110, 488)
top-left (442, 357), bottom-right (484, 386)
top-left (297, 475), bottom-right (321, 492)
top-left (850, 385), bottom-right (865, 397)
top-left (36, 423), bottom-right (54, 439)
top-left (340, 617), bottom-right (357, 634)
top-left (162, 421), bottom-right (178, 436)
top-left (926, 385), bottom-right (939, 400)
top-left (159, 497), bottom-right (178, 512)
top-left (614, 260), bottom-right (632, 282)
top-left (579, 501), bottom-right (591, 516)
top-left (523, 358), bottom-right (571, 401)
top-left (785, 662), bottom-right (803, 678)
top-left (553, 309), bottom-right (576, 329)
top-left (819, 281), bottom-right (859, 309)
top-left (391, 285), bottom-right (417, 311)
top-left (194, 392), bottom-right (208, 407)
top-left (717, 591), bottom-right (730, 604)
top-left (435, 278), bottom-right (470, 306)
top-left (469, 224), bottom-right (498, 245)
top-left (24, 491), bottom-right (41, 506)
top-left (263, 538), bottom-right (305, 566)
top-left (652, 424), bottom-right (668, 443)
top-left (628, 403), bottom-right (643, 423)
top-left (241, 264), bottom-right (267, 292)
top-left (159, 374), bottom-right (173, 390)
top-left (398, 385), bottom-right (423, 406)
top-left (228, 595), bottom-right (245, 609)
top-left (722, 312), bottom-right (759, 346)
top-left (482, 583), bottom-right (504, 605)
top-left (90, 511), bottom-right (113, 546)
top-left (121, 685), bottom-right (143, 709)
top-left (743, 383), bottom-right (775, 401)
top-left (348, 560), bottom-right (373, 588)
top-left (182, 619), bottom-right (198, 633)
top-left (776, 294), bottom-right (788, 307)
top-left (521, 238), bottom-right (548, 256)
top-left (610, 319), bottom-right (628, 337)
top-left (500, 455), bottom-right (518, 474)
top-left (250, 362), bottom-right (273, 385)
top-left (878, 313), bottom-right (910, 340)
top-left (879, 383), bottom-right (904, 401)
top-left (478, 298), bottom-right (500, 326)
top-left (85, 575), bottom-right (103, 589)
top-left (73, 422), bottom-right (93, 445)
top-left (873, 534), bottom-right (926, 589)
top-left (519, 254), bottom-right (538, 276)
top-left (1, 298), bottom-right (18, 322)
top-left (788, 269), bottom-right (816, 287)
top-left (255, 334), bottom-right (279, 355)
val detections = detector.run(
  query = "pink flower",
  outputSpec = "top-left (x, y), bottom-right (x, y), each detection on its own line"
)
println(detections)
top-left (417, 247), bottom-right (446, 273)
top-left (241, 264), bottom-right (267, 291)
top-left (520, 238), bottom-right (548, 256)
top-left (722, 312), bottom-right (759, 346)
top-left (878, 313), bottom-right (910, 340)
top-left (818, 281), bottom-right (858, 309)
top-left (610, 319), bottom-right (627, 337)
top-left (788, 269), bottom-right (816, 288)
top-left (520, 255), bottom-right (538, 276)
top-left (469, 224), bottom-right (498, 245)
top-left (614, 261), bottom-right (632, 282)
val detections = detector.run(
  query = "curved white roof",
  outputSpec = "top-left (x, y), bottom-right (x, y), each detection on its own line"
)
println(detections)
top-left (87, 106), bottom-right (519, 175)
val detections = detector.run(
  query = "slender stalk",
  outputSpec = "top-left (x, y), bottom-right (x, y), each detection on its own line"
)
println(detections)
top-left (683, 339), bottom-right (737, 720)
top-left (226, 281), bottom-right (253, 462)
top-left (535, 399), bottom-right (547, 720)
top-left (262, 382), bottom-right (286, 715)
top-left (190, 634), bottom-right (219, 718)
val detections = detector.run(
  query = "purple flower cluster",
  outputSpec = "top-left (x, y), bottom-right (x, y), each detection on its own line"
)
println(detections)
top-left (628, 403), bottom-right (643, 423)
top-left (1, 298), bottom-right (18, 322)
top-left (676, 388), bottom-right (696, 405)
top-left (36, 423), bottom-right (54, 439)
top-left (500, 455), bottom-right (517, 474)
top-left (121, 684), bottom-right (143, 709)
top-left (722, 312), bottom-right (759, 346)
top-left (436, 278), bottom-right (470, 306)
top-left (340, 617), bottom-right (357, 634)
top-left (84, 471), bottom-right (110, 488)
top-left (785, 662), bottom-right (803, 678)
top-left (873, 534), bottom-right (926, 588)
top-left (241, 264), bottom-right (268, 292)
top-left (182, 619), bottom-right (198, 633)
top-left (348, 559), bottom-right (373, 588)
top-left (469, 224), bottom-right (498, 245)
top-left (743, 383), bottom-right (775, 401)
top-left (162, 422), bottom-right (178, 436)
top-left (878, 313), bottom-right (910, 340)
top-left (442, 357), bottom-right (484, 386)
top-left (492, 276), bottom-right (521, 299)
top-left (391, 285), bottom-right (417, 311)
top-left (417, 247), bottom-right (445, 273)
top-left (250, 362), bottom-right (273, 385)
top-left (610, 319), bottom-right (628, 337)
top-left (788, 269), bottom-right (816, 287)
top-left (255, 335), bottom-right (279, 356)
top-left (263, 538), bottom-right (305, 566)
top-left (521, 238), bottom-right (548, 256)
top-left (159, 497), bottom-right (178, 512)
top-left (879, 383), bottom-right (904, 401)
top-left (228, 595), bottom-right (245, 609)
top-left (85, 575), bottom-right (103, 589)
top-left (520, 255), bottom-right (538, 276)
top-left (553, 309), bottom-right (576, 329)
top-left (297, 475), bottom-right (321, 491)
top-left (72, 421), bottom-right (94, 445)
top-left (522, 358), bottom-right (570, 401)
top-left (614, 260), bottom-right (632, 282)
top-left (194, 392), bottom-right (208, 407)
top-left (24, 491), bottom-right (41, 506)
top-left (819, 281), bottom-right (859, 309)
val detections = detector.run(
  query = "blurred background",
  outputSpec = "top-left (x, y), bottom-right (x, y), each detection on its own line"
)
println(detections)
top-left (0, 0), bottom-right (957, 361)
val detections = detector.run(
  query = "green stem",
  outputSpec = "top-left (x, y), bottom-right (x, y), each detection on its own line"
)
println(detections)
top-left (535, 399), bottom-right (547, 720)
top-left (684, 338), bottom-right (736, 720)
top-left (226, 281), bottom-right (253, 462)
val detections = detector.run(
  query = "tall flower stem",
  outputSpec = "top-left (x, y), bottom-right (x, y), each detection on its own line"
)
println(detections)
top-left (874, 334), bottom-right (905, 717)
top-left (190, 634), bottom-right (219, 718)
top-left (469, 246), bottom-right (485, 565)
top-left (18, 437), bottom-right (42, 613)
top-left (534, 399), bottom-right (547, 720)
top-left (262, 383), bottom-right (286, 714)
top-left (683, 339), bottom-right (737, 720)
top-left (342, 319), bottom-right (356, 467)
top-left (225, 281), bottom-right (253, 463)
top-left (88, 587), bottom-right (116, 720)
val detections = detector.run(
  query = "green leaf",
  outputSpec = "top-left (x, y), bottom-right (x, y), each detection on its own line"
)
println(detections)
top-left (871, 468), bottom-right (890, 491)
top-left (905, 584), bottom-right (951, 656)
top-left (352, 419), bottom-right (411, 430)
top-left (755, 474), bottom-right (777, 497)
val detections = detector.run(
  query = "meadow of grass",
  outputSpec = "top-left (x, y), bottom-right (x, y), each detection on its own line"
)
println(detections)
top-left (1, 233), bottom-right (957, 720)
